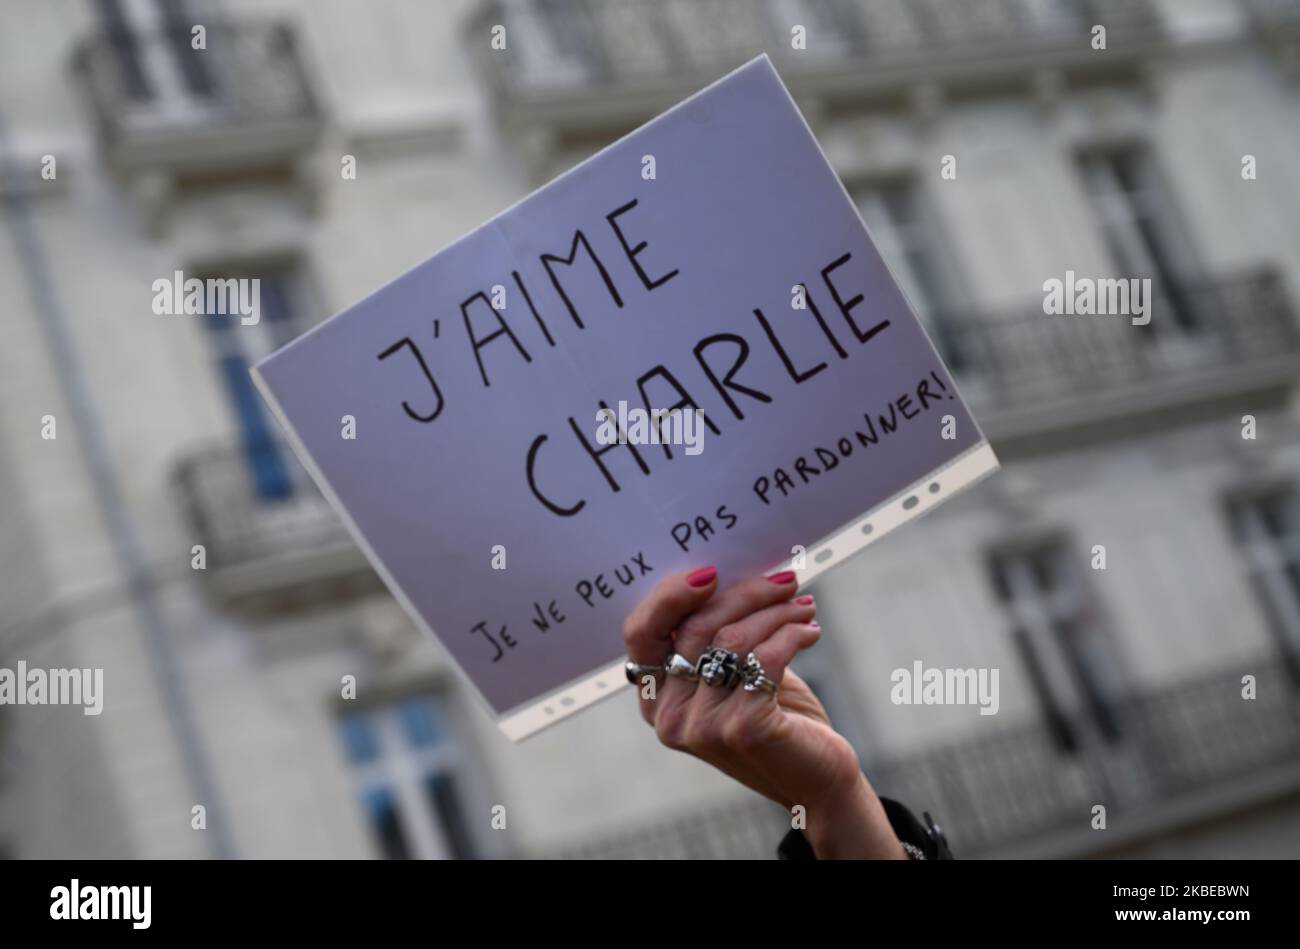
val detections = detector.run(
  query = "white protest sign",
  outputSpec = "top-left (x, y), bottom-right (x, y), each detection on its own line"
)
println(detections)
top-left (253, 56), bottom-right (999, 740)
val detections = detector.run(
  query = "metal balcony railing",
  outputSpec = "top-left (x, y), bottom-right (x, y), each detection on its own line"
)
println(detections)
top-left (872, 655), bottom-right (1300, 855)
top-left (72, 19), bottom-right (323, 171)
top-left (551, 796), bottom-right (790, 860)
top-left (543, 655), bottom-right (1300, 858)
top-left (944, 268), bottom-right (1300, 416)
top-left (173, 440), bottom-right (373, 601)
top-left (473, 0), bottom-right (1164, 99)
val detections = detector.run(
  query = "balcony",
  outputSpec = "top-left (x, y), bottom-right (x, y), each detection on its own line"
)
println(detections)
top-left (71, 19), bottom-right (325, 177)
top-left (542, 655), bottom-right (1300, 858)
top-left (947, 268), bottom-right (1300, 452)
top-left (549, 796), bottom-right (789, 860)
top-left (172, 441), bottom-right (379, 607)
top-left (873, 655), bottom-right (1300, 857)
top-left (470, 0), bottom-right (1166, 138)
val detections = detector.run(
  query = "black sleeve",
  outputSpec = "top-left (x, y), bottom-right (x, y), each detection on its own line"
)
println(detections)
top-left (776, 796), bottom-right (953, 860)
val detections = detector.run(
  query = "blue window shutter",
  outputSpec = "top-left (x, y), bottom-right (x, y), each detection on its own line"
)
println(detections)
top-left (219, 353), bottom-right (293, 499)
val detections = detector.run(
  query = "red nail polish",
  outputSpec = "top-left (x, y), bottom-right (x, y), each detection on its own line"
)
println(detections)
top-left (796, 595), bottom-right (814, 605)
top-left (767, 570), bottom-right (797, 585)
top-left (687, 566), bottom-right (717, 588)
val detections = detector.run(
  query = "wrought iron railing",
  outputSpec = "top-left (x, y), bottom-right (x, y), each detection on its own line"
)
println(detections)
top-left (472, 0), bottom-right (1164, 95)
top-left (72, 19), bottom-right (321, 152)
top-left (549, 796), bottom-right (790, 860)
top-left (942, 268), bottom-right (1300, 412)
top-left (173, 439), bottom-right (357, 576)
top-left (872, 656), bottom-right (1300, 855)
top-left (544, 656), bottom-right (1300, 858)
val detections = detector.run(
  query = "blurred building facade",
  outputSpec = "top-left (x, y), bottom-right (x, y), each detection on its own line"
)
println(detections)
top-left (1, 0), bottom-right (1299, 859)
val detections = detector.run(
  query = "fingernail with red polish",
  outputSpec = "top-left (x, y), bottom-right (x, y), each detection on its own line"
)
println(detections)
top-left (687, 566), bottom-right (717, 588)
top-left (796, 595), bottom-right (814, 605)
top-left (767, 570), bottom-right (797, 585)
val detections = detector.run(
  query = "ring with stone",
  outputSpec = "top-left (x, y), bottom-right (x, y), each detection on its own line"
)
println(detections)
top-left (624, 661), bottom-right (663, 685)
top-left (741, 651), bottom-right (779, 696)
top-left (663, 653), bottom-right (700, 680)
top-left (698, 646), bottom-right (742, 688)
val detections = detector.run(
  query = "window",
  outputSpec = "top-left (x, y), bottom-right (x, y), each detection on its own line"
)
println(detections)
top-left (337, 695), bottom-right (477, 860)
top-left (155, 0), bottom-right (216, 98)
top-left (1226, 488), bottom-right (1300, 683)
top-left (97, 0), bottom-right (152, 101)
top-left (201, 267), bottom-right (301, 500)
top-left (853, 180), bottom-right (966, 369)
top-left (498, 0), bottom-right (596, 87)
top-left (96, 0), bottom-right (215, 106)
top-left (989, 540), bottom-right (1126, 752)
top-left (1078, 148), bottom-right (1202, 332)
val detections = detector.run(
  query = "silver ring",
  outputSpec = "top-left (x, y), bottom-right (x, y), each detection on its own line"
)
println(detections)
top-left (624, 661), bottom-right (662, 685)
top-left (663, 653), bottom-right (699, 680)
top-left (741, 652), bottom-right (779, 696)
top-left (698, 646), bottom-right (742, 688)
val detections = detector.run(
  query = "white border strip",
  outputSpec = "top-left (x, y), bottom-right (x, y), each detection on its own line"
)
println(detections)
top-left (495, 440), bottom-right (1000, 740)
top-left (784, 440), bottom-right (1000, 586)
top-left (498, 659), bottom-right (630, 742)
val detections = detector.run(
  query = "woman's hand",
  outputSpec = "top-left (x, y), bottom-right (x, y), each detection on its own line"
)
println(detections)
top-left (622, 566), bottom-right (905, 859)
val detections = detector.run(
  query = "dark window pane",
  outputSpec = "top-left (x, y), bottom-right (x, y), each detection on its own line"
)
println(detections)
top-left (1030, 551), bottom-right (1054, 592)
top-left (424, 772), bottom-right (475, 860)
top-left (397, 697), bottom-right (444, 749)
top-left (260, 278), bottom-right (298, 346)
top-left (198, 275), bottom-right (297, 502)
top-left (1224, 490), bottom-right (1300, 685)
top-left (96, 0), bottom-right (153, 101)
top-left (1012, 627), bottom-right (1077, 753)
top-left (988, 558), bottom-right (1012, 602)
top-left (1260, 494), bottom-right (1292, 539)
top-left (157, 0), bottom-right (217, 97)
top-left (338, 713), bottom-right (379, 765)
top-left (217, 354), bottom-right (294, 500)
top-left (1079, 150), bottom-right (1198, 330)
top-left (1286, 565), bottom-right (1300, 618)
top-left (1055, 617), bottom-right (1123, 742)
top-left (362, 787), bottom-right (410, 860)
